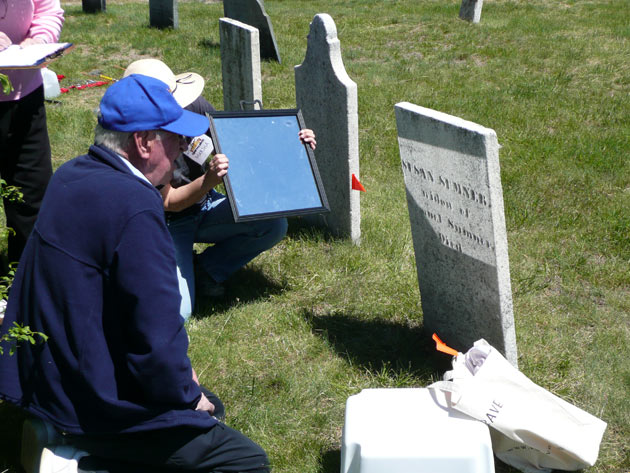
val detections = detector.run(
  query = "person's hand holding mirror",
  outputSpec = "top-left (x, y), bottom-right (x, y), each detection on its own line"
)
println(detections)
top-left (299, 128), bottom-right (317, 150)
top-left (204, 153), bottom-right (229, 189)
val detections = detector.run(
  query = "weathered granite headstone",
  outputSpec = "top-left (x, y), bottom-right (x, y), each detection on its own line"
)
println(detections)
top-left (220, 18), bottom-right (262, 111)
top-left (295, 14), bottom-right (360, 243)
top-left (223, 0), bottom-right (281, 63)
top-left (460, 0), bottom-right (483, 23)
top-left (150, 0), bottom-right (178, 29)
top-left (82, 0), bottom-right (105, 13)
top-left (395, 102), bottom-right (517, 365)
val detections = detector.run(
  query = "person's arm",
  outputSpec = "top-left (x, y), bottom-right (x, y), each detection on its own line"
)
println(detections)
top-left (113, 207), bottom-right (201, 408)
top-left (23, 0), bottom-right (64, 46)
top-left (161, 153), bottom-right (229, 212)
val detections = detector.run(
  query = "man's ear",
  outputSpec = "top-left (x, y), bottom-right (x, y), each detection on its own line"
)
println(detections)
top-left (133, 130), bottom-right (155, 160)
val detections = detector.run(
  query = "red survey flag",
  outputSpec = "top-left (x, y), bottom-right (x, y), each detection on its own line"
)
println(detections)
top-left (352, 174), bottom-right (366, 192)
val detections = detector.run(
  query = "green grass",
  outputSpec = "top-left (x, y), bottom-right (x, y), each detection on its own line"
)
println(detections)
top-left (1, 0), bottom-right (629, 471)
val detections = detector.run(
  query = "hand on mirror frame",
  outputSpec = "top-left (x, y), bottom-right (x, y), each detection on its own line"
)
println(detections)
top-left (299, 129), bottom-right (317, 150)
top-left (205, 154), bottom-right (229, 188)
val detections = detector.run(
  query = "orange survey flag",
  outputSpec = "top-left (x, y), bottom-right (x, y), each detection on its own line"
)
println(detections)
top-left (351, 174), bottom-right (366, 192)
top-left (432, 333), bottom-right (459, 357)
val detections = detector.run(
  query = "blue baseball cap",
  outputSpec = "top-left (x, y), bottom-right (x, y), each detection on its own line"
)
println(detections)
top-left (98, 74), bottom-right (208, 137)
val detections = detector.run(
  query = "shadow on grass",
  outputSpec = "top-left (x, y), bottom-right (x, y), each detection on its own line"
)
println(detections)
top-left (318, 448), bottom-right (341, 473)
top-left (193, 266), bottom-right (286, 318)
top-left (302, 310), bottom-right (451, 378)
top-left (199, 38), bottom-right (220, 50)
top-left (0, 401), bottom-right (27, 472)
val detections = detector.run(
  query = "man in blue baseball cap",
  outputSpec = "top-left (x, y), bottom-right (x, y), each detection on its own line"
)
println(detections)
top-left (0, 74), bottom-right (269, 473)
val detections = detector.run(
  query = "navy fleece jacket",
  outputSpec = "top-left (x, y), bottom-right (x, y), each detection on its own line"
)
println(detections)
top-left (0, 145), bottom-right (216, 434)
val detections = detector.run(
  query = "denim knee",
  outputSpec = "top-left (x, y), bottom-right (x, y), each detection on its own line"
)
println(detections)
top-left (267, 217), bottom-right (288, 247)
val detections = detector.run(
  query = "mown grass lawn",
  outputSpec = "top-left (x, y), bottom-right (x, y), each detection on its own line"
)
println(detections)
top-left (1, 0), bottom-right (629, 472)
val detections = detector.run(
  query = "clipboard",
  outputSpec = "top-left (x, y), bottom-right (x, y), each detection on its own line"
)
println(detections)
top-left (0, 42), bottom-right (74, 70)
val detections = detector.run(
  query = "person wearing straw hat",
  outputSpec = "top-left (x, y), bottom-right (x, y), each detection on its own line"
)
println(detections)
top-left (0, 74), bottom-right (269, 473)
top-left (123, 59), bottom-right (316, 320)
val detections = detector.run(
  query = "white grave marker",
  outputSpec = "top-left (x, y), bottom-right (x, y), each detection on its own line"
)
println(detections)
top-left (395, 102), bottom-right (517, 365)
top-left (295, 14), bottom-right (360, 243)
top-left (219, 18), bottom-right (262, 111)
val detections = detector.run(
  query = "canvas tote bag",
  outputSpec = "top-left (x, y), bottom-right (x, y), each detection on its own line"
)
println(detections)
top-left (429, 338), bottom-right (607, 472)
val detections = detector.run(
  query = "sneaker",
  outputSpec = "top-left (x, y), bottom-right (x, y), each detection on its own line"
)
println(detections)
top-left (194, 258), bottom-right (225, 298)
top-left (21, 417), bottom-right (63, 473)
top-left (39, 445), bottom-right (88, 473)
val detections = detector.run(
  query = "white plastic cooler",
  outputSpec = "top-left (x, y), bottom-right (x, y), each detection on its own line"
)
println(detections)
top-left (341, 388), bottom-right (494, 473)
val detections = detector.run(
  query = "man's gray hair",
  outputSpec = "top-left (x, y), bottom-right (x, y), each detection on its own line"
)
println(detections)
top-left (94, 124), bottom-right (171, 154)
top-left (93, 124), bottom-right (134, 154)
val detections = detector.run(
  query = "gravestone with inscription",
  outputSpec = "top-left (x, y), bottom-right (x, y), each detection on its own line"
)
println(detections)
top-left (295, 14), bottom-right (360, 243)
top-left (220, 18), bottom-right (262, 111)
top-left (460, 0), bottom-right (483, 23)
top-left (223, 0), bottom-right (281, 63)
top-left (150, 0), bottom-right (178, 29)
top-left (82, 0), bottom-right (105, 13)
top-left (395, 102), bottom-right (517, 365)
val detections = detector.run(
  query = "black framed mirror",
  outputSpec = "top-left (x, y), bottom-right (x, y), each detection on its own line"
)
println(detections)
top-left (208, 109), bottom-right (329, 222)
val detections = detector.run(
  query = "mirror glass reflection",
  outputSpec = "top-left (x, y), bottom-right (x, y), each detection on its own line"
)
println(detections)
top-left (211, 113), bottom-right (328, 221)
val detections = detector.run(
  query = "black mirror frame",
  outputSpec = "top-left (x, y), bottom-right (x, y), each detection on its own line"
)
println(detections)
top-left (208, 108), bottom-right (330, 223)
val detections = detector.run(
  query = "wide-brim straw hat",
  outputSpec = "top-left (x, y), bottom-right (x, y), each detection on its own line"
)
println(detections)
top-left (123, 58), bottom-right (204, 108)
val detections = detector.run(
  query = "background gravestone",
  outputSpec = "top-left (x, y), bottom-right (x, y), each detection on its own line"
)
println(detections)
top-left (219, 18), bottom-right (262, 111)
top-left (460, 0), bottom-right (483, 23)
top-left (82, 0), bottom-right (105, 13)
top-left (395, 102), bottom-right (517, 365)
top-left (150, 0), bottom-right (178, 29)
top-left (295, 14), bottom-right (360, 243)
top-left (223, 0), bottom-right (281, 63)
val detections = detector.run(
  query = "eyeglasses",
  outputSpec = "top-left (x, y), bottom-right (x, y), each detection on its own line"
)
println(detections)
top-left (155, 130), bottom-right (190, 146)
top-left (174, 133), bottom-right (193, 147)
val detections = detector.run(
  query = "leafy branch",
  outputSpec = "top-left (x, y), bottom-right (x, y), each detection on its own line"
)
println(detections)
top-left (0, 177), bottom-right (46, 356)
top-left (0, 264), bottom-right (48, 356)
top-left (1, 73), bottom-right (13, 96)
top-left (0, 322), bottom-right (48, 356)
top-left (0, 179), bottom-right (23, 206)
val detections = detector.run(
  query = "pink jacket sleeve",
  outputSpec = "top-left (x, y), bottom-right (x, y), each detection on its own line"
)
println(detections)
top-left (29, 0), bottom-right (65, 43)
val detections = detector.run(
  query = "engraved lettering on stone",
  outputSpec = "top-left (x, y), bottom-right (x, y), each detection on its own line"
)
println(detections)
top-left (402, 160), bottom-right (489, 207)
top-left (422, 209), bottom-right (442, 224)
top-left (447, 218), bottom-right (494, 250)
top-left (439, 233), bottom-right (462, 252)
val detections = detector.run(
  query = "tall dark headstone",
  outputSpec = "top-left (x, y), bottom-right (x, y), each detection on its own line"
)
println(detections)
top-left (82, 0), bottom-right (105, 13)
top-left (150, 0), bottom-right (178, 29)
top-left (460, 0), bottom-right (483, 23)
top-left (223, 0), bottom-right (281, 63)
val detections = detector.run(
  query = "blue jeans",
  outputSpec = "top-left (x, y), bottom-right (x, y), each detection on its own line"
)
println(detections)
top-left (167, 190), bottom-right (287, 320)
